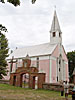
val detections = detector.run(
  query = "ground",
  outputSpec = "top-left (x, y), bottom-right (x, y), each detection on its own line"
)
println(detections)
top-left (0, 84), bottom-right (72, 100)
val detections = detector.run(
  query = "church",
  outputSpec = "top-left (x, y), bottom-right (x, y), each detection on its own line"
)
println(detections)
top-left (5, 10), bottom-right (69, 83)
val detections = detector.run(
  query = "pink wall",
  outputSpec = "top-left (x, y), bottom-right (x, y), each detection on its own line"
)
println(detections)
top-left (52, 45), bottom-right (68, 62)
top-left (52, 45), bottom-right (59, 57)
top-left (62, 46), bottom-right (68, 62)
top-left (13, 63), bottom-right (16, 72)
top-left (5, 59), bottom-right (50, 83)
top-left (51, 60), bottom-right (57, 83)
top-left (31, 61), bottom-right (36, 67)
top-left (51, 45), bottom-right (58, 83)
top-left (65, 64), bottom-right (69, 82)
top-left (62, 47), bottom-right (69, 82)
top-left (39, 59), bottom-right (50, 83)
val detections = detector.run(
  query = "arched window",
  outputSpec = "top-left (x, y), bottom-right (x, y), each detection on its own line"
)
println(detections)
top-left (37, 57), bottom-right (39, 68)
top-left (59, 32), bottom-right (61, 37)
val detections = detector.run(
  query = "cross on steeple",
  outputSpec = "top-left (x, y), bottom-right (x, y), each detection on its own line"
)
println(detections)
top-left (54, 5), bottom-right (56, 10)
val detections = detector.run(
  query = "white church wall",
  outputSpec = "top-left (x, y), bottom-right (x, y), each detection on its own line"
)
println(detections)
top-left (62, 60), bottom-right (66, 81)
top-left (50, 31), bottom-right (62, 45)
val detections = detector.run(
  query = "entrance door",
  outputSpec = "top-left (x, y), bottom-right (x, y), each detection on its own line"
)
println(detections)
top-left (32, 76), bottom-right (38, 89)
top-left (33, 76), bottom-right (35, 89)
top-left (22, 73), bottom-right (29, 88)
top-left (13, 76), bottom-right (16, 86)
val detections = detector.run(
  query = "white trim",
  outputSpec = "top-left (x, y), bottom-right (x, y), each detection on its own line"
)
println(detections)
top-left (31, 56), bottom-right (50, 61)
top-left (39, 56), bottom-right (49, 60)
top-left (49, 56), bottom-right (52, 83)
top-left (31, 57), bottom-right (36, 61)
top-left (64, 61), bottom-right (68, 64)
top-left (56, 58), bottom-right (58, 82)
top-left (50, 56), bottom-right (56, 60)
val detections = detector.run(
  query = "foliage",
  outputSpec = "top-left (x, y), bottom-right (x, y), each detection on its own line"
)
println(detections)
top-left (0, 24), bottom-right (9, 79)
top-left (0, 0), bottom-right (36, 6)
top-left (0, 0), bottom-right (5, 3)
top-left (7, 0), bottom-right (20, 6)
top-left (67, 51), bottom-right (75, 79)
top-left (32, 0), bottom-right (36, 4)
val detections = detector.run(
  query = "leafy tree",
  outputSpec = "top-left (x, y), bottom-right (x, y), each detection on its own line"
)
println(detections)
top-left (7, 0), bottom-right (20, 6)
top-left (67, 51), bottom-right (75, 81)
top-left (0, 0), bottom-right (36, 6)
top-left (0, 0), bottom-right (5, 3)
top-left (0, 24), bottom-right (9, 79)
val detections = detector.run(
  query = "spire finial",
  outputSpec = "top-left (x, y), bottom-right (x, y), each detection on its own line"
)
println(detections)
top-left (54, 5), bottom-right (56, 11)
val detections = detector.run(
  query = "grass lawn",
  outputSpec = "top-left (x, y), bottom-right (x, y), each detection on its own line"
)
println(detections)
top-left (0, 84), bottom-right (72, 100)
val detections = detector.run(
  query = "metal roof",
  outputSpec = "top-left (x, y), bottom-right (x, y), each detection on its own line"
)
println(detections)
top-left (7, 43), bottom-right (57, 59)
top-left (50, 10), bottom-right (61, 33)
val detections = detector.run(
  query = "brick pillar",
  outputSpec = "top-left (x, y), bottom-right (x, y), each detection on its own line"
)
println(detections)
top-left (16, 75), bottom-right (22, 87)
top-left (38, 73), bottom-right (45, 89)
top-left (33, 76), bottom-right (35, 89)
top-left (10, 74), bottom-right (14, 85)
top-left (29, 74), bottom-right (33, 88)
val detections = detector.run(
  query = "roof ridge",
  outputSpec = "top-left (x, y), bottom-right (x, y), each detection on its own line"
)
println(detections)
top-left (14, 42), bottom-right (53, 50)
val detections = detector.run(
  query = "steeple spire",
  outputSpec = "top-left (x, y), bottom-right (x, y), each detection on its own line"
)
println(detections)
top-left (50, 10), bottom-right (62, 45)
top-left (50, 10), bottom-right (61, 33)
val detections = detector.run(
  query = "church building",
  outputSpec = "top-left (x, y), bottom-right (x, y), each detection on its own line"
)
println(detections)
top-left (5, 10), bottom-right (69, 83)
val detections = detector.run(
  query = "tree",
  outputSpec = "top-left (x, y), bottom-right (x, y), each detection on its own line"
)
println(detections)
top-left (67, 51), bottom-right (75, 81)
top-left (0, 24), bottom-right (9, 79)
top-left (0, 0), bottom-right (36, 6)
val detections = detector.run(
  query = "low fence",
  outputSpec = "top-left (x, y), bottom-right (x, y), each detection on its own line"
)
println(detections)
top-left (43, 83), bottom-right (63, 91)
top-left (43, 83), bottom-right (74, 93)
top-left (0, 79), bottom-right (9, 84)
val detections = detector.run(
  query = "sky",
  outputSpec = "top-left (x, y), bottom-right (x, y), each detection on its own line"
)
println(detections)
top-left (0, 0), bottom-right (75, 53)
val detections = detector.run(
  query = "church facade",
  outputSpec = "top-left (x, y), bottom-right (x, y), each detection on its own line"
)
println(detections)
top-left (5, 10), bottom-right (69, 83)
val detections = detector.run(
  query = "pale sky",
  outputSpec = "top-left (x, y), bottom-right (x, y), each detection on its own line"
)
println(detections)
top-left (0, 0), bottom-right (75, 53)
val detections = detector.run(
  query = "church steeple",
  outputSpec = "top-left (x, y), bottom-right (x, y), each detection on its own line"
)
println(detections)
top-left (50, 10), bottom-right (62, 45)
top-left (50, 10), bottom-right (61, 33)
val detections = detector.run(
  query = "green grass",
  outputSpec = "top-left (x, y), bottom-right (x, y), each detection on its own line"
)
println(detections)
top-left (0, 84), bottom-right (72, 100)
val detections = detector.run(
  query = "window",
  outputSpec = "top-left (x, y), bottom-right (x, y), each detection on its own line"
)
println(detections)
top-left (59, 68), bottom-right (60, 72)
top-left (24, 62), bottom-right (27, 67)
top-left (37, 57), bottom-right (39, 68)
top-left (59, 60), bottom-right (61, 64)
top-left (10, 63), bottom-right (12, 72)
top-left (53, 32), bottom-right (56, 37)
top-left (57, 76), bottom-right (58, 82)
top-left (59, 32), bottom-right (61, 37)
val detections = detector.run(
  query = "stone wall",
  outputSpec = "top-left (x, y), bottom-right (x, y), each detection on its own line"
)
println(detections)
top-left (0, 79), bottom-right (9, 84)
top-left (43, 83), bottom-right (74, 92)
top-left (43, 83), bottom-right (63, 91)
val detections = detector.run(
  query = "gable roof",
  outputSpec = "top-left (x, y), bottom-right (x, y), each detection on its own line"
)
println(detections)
top-left (7, 43), bottom-right (57, 60)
